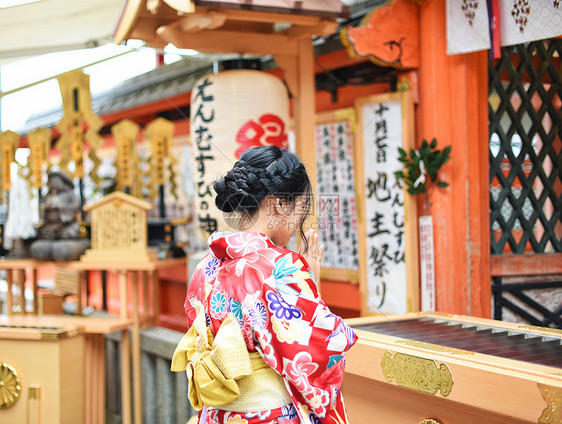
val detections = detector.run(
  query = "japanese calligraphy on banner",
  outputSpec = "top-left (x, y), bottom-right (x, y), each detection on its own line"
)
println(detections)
top-left (315, 109), bottom-right (360, 273)
top-left (355, 92), bottom-right (419, 315)
top-left (190, 70), bottom-right (289, 238)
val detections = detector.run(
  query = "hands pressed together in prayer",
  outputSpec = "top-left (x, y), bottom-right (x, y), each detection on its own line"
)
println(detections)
top-left (298, 229), bottom-right (324, 289)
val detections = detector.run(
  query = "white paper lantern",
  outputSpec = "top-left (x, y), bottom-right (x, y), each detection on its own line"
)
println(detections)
top-left (190, 69), bottom-right (290, 237)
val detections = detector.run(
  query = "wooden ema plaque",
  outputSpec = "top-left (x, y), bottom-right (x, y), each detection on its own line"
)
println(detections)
top-left (81, 191), bottom-right (157, 264)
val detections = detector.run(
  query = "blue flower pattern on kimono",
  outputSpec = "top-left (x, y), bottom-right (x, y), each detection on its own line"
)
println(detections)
top-left (245, 410), bottom-right (272, 420)
top-left (230, 300), bottom-right (244, 325)
top-left (210, 291), bottom-right (227, 319)
top-left (271, 254), bottom-right (302, 296)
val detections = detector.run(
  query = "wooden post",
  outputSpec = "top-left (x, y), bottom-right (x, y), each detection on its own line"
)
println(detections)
top-left (294, 37), bottom-right (320, 291)
top-left (119, 270), bottom-right (132, 424)
top-left (131, 271), bottom-right (143, 424)
top-left (31, 268), bottom-right (38, 314)
top-left (84, 331), bottom-right (92, 422)
top-left (142, 271), bottom-right (150, 323)
top-left (294, 38), bottom-right (318, 205)
top-left (418, 1), bottom-right (490, 317)
top-left (6, 269), bottom-right (13, 316)
top-left (18, 269), bottom-right (26, 314)
top-left (151, 270), bottom-right (160, 325)
top-left (77, 270), bottom-right (86, 315)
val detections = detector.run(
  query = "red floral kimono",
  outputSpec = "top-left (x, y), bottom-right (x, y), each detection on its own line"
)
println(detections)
top-left (184, 231), bottom-right (357, 424)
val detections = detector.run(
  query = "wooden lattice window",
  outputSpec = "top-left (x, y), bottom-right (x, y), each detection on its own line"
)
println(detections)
top-left (489, 39), bottom-right (562, 255)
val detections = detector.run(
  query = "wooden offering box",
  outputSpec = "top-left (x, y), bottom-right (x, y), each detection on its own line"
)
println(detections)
top-left (0, 322), bottom-right (85, 423)
top-left (343, 313), bottom-right (562, 424)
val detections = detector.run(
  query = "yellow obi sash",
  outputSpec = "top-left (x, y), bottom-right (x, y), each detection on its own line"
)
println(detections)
top-left (171, 303), bottom-right (291, 412)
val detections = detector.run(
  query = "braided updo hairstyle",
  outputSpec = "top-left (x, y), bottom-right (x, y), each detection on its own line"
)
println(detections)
top-left (214, 145), bottom-right (312, 246)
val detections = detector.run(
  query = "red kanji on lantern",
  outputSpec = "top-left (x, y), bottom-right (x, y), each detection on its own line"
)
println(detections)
top-left (235, 114), bottom-right (288, 158)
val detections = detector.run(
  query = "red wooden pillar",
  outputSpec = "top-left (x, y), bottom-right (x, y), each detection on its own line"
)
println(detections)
top-left (417, 0), bottom-right (491, 317)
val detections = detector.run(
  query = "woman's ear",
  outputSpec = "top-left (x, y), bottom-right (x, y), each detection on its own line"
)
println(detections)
top-left (263, 195), bottom-right (283, 218)
top-left (273, 196), bottom-right (285, 216)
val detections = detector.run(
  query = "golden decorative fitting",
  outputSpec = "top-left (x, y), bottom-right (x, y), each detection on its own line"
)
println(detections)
top-left (28, 386), bottom-right (41, 400)
top-left (518, 325), bottom-right (562, 337)
top-left (0, 362), bottom-right (22, 408)
top-left (396, 339), bottom-right (474, 356)
top-left (538, 383), bottom-right (562, 424)
top-left (420, 420), bottom-right (443, 424)
top-left (381, 351), bottom-right (453, 397)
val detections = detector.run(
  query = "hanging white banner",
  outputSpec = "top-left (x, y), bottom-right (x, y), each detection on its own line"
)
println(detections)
top-left (447, 0), bottom-right (562, 56)
top-left (419, 215), bottom-right (436, 311)
top-left (498, 0), bottom-right (562, 47)
top-left (361, 98), bottom-right (407, 314)
top-left (446, 0), bottom-right (491, 55)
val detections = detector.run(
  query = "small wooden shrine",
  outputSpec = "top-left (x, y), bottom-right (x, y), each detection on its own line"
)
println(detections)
top-left (81, 191), bottom-right (156, 264)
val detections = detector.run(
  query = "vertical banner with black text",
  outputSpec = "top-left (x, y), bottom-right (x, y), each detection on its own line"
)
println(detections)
top-left (355, 92), bottom-right (419, 315)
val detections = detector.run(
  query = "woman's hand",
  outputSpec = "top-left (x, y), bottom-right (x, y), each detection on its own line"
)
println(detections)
top-left (298, 229), bottom-right (324, 288)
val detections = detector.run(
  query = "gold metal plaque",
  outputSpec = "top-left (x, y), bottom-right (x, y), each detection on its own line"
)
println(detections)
top-left (396, 339), bottom-right (474, 356)
top-left (0, 362), bottom-right (22, 408)
top-left (538, 383), bottom-right (562, 424)
top-left (381, 351), bottom-right (453, 397)
top-left (518, 325), bottom-right (562, 337)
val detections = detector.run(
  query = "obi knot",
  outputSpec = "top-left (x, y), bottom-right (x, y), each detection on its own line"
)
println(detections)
top-left (171, 302), bottom-right (254, 410)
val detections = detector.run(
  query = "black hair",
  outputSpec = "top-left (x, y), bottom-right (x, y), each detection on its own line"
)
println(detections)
top-left (214, 145), bottom-right (312, 249)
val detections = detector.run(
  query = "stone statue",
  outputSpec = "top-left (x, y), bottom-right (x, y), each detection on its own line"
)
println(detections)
top-left (39, 171), bottom-right (81, 239)
top-left (30, 171), bottom-right (90, 261)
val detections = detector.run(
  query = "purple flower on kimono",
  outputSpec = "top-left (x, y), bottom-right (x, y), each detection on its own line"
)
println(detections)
top-left (309, 414), bottom-right (322, 424)
top-left (248, 300), bottom-right (268, 328)
top-left (267, 291), bottom-right (302, 320)
top-left (281, 404), bottom-right (297, 418)
top-left (204, 257), bottom-right (220, 281)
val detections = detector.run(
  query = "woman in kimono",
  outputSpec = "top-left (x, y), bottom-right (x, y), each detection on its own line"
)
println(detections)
top-left (173, 146), bottom-right (357, 424)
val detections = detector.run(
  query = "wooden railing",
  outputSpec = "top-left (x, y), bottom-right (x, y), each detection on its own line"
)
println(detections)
top-left (105, 326), bottom-right (195, 424)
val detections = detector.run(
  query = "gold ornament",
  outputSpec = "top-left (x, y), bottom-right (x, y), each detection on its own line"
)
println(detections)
top-left (538, 383), bottom-right (562, 424)
top-left (28, 128), bottom-right (51, 188)
top-left (381, 351), bottom-right (454, 397)
top-left (111, 119), bottom-right (140, 190)
top-left (0, 362), bottom-right (22, 408)
top-left (145, 118), bottom-right (176, 201)
top-left (0, 130), bottom-right (19, 192)
top-left (56, 70), bottom-right (103, 184)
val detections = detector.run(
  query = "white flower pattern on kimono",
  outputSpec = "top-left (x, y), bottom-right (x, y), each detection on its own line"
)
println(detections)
top-left (282, 351), bottom-right (318, 393)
